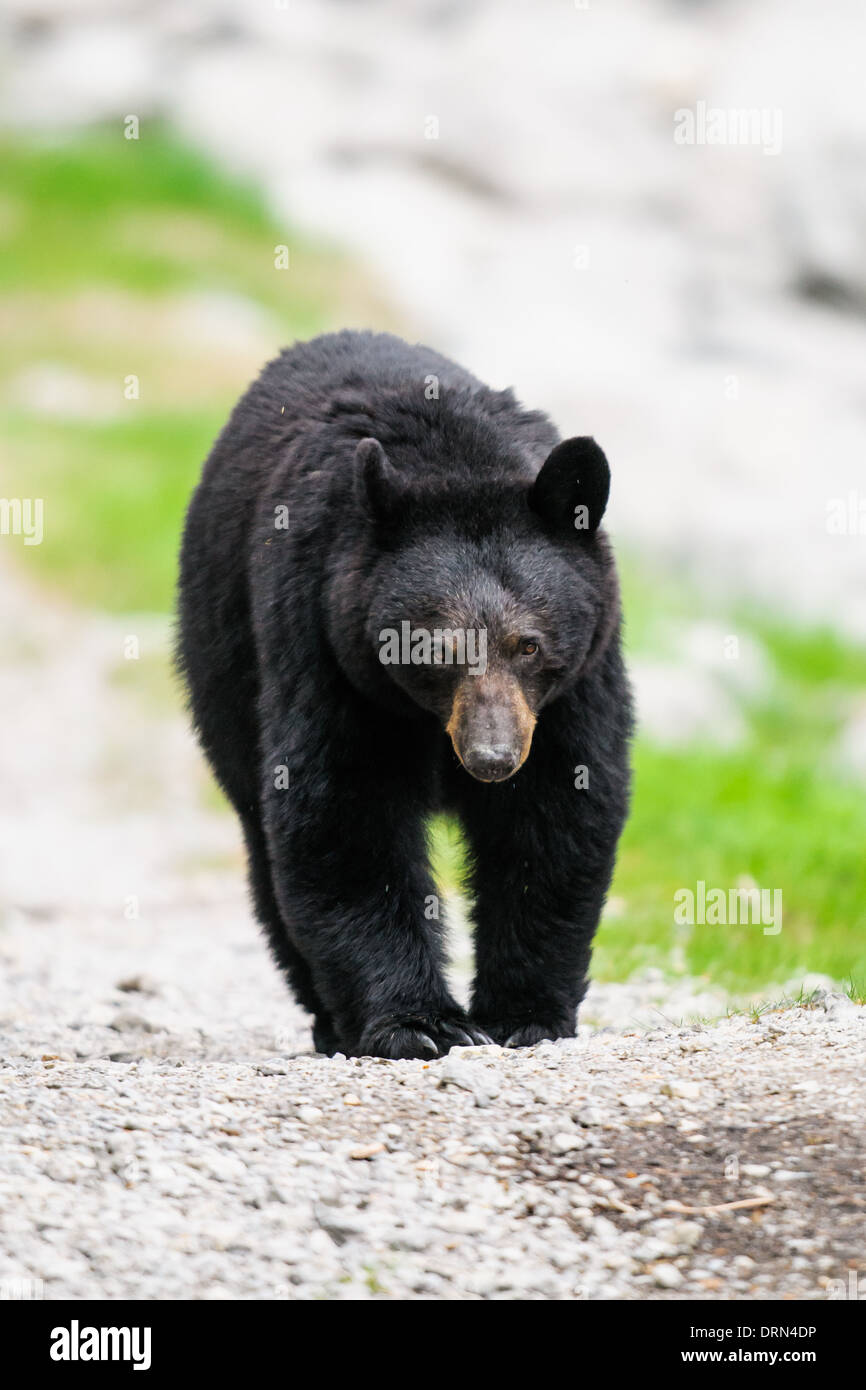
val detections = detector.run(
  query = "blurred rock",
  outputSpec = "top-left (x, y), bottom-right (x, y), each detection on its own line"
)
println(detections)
top-left (832, 703), bottom-right (866, 782)
top-left (6, 363), bottom-right (122, 421)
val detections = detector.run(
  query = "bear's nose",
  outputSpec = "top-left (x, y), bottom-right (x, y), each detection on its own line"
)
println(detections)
top-left (463, 744), bottom-right (519, 782)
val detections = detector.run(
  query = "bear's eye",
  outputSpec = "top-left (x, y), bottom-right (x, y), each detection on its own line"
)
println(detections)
top-left (518, 638), bottom-right (539, 657)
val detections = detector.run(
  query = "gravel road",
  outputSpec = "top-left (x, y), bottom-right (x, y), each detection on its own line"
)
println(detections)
top-left (1, 564), bottom-right (865, 1301)
top-left (2, 890), bottom-right (864, 1301)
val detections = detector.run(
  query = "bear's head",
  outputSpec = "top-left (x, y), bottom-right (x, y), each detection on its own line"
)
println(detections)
top-left (346, 434), bottom-right (620, 783)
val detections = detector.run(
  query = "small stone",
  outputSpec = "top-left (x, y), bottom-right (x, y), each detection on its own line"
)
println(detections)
top-left (575, 1106), bottom-right (606, 1126)
top-left (436, 1055), bottom-right (498, 1107)
top-left (463, 1268), bottom-right (499, 1295)
top-left (205, 1153), bottom-right (247, 1182)
top-left (590, 1216), bottom-right (620, 1246)
top-left (661, 1079), bottom-right (701, 1100)
top-left (448, 1044), bottom-right (505, 1058)
top-left (590, 1177), bottom-right (616, 1193)
top-left (438, 1211), bottom-right (488, 1236)
top-left (813, 988), bottom-right (855, 1013)
top-left (670, 1221), bottom-right (703, 1250)
top-left (551, 1131), bottom-right (585, 1154)
top-left (652, 1262), bottom-right (683, 1288)
top-left (116, 974), bottom-right (160, 996)
top-left (297, 1107), bottom-right (324, 1124)
top-left (109, 1012), bottom-right (159, 1033)
top-left (314, 1204), bottom-right (367, 1244)
top-left (349, 1143), bottom-right (385, 1160)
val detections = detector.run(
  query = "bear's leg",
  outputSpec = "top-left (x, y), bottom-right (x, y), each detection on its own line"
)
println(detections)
top-left (466, 842), bottom-right (610, 1047)
top-left (259, 700), bottom-right (490, 1059)
top-left (178, 534), bottom-right (339, 1053)
top-left (240, 812), bottom-right (340, 1054)
top-left (455, 703), bottom-right (628, 1047)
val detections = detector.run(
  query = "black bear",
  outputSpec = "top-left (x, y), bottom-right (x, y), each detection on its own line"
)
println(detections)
top-left (177, 330), bottom-right (632, 1059)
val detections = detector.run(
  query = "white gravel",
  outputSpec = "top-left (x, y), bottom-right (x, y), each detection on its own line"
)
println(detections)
top-left (2, 895), bottom-right (863, 1301)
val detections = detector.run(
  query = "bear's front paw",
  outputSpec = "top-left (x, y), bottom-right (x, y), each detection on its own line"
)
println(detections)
top-left (356, 1011), bottom-right (493, 1061)
top-left (312, 1015), bottom-right (342, 1056)
top-left (475, 1017), bottom-right (576, 1048)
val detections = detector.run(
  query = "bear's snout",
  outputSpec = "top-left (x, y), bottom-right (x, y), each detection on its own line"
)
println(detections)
top-left (446, 672), bottom-right (535, 782)
top-left (461, 743), bottom-right (521, 783)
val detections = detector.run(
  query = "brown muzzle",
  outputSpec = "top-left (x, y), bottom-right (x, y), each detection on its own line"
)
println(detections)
top-left (446, 670), bottom-right (536, 782)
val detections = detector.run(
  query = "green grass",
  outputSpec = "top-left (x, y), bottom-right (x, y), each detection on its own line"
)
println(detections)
top-left (4, 412), bottom-right (219, 611)
top-left (428, 813), bottom-right (472, 899)
top-left (0, 129), bottom-right (356, 309)
top-left (588, 561), bottom-right (866, 990)
top-left (600, 732), bottom-right (866, 989)
top-left (0, 127), bottom-right (392, 612)
top-left (597, 613), bottom-right (866, 989)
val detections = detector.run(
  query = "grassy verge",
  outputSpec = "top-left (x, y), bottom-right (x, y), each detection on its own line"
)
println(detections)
top-left (0, 127), bottom-right (392, 611)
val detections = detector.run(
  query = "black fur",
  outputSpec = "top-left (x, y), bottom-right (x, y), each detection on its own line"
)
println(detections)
top-left (177, 330), bottom-right (632, 1058)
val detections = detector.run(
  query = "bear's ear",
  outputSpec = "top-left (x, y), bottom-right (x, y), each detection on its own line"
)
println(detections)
top-left (528, 436), bottom-right (610, 537)
top-left (354, 438), bottom-right (405, 522)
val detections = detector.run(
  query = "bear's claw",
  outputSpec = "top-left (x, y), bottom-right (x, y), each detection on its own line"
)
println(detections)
top-left (357, 1012), bottom-right (491, 1060)
top-left (474, 1018), bottom-right (576, 1048)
